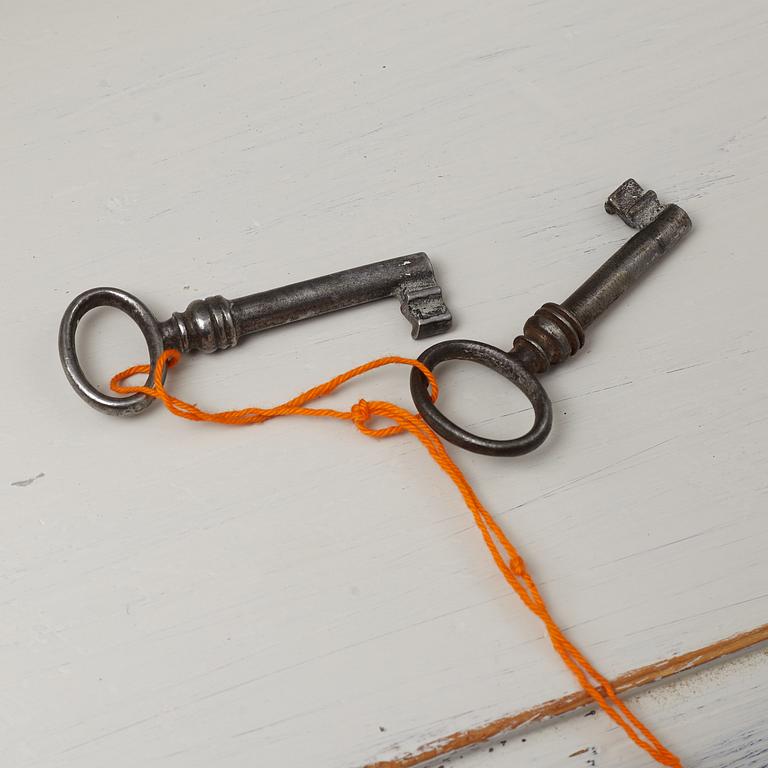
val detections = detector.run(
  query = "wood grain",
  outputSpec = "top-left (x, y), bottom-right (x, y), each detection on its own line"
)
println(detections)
top-left (419, 645), bottom-right (768, 768)
top-left (365, 623), bottom-right (768, 767)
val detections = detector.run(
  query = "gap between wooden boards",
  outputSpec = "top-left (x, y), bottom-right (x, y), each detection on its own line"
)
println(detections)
top-left (364, 623), bottom-right (768, 768)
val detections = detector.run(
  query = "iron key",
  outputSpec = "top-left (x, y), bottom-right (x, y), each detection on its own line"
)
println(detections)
top-left (60, 253), bottom-right (452, 416)
top-left (410, 179), bottom-right (693, 456)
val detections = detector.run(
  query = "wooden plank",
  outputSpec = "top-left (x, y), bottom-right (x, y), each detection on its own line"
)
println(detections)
top-left (1, 1), bottom-right (766, 766)
top-left (416, 644), bottom-right (768, 768)
top-left (366, 624), bottom-right (768, 767)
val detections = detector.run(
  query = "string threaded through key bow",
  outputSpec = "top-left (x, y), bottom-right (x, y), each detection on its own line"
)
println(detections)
top-left (111, 349), bottom-right (682, 768)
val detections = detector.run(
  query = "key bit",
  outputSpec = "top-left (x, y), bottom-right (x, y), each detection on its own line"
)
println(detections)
top-left (604, 177), bottom-right (666, 229)
top-left (397, 262), bottom-right (454, 340)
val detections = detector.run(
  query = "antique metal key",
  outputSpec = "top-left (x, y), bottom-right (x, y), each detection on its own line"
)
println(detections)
top-left (60, 253), bottom-right (452, 416)
top-left (410, 179), bottom-right (693, 456)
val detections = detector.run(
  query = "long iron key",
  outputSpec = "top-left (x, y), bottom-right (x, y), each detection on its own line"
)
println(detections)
top-left (60, 253), bottom-right (452, 415)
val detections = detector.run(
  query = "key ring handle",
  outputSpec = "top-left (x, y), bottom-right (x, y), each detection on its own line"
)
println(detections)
top-left (410, 339), bottom-right (552, 456)
top-left (58, 287), bottom-right (166, 416)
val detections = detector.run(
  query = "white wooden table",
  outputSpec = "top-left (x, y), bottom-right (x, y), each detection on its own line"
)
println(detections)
top-left (2, 2), bottom-right (767, 766)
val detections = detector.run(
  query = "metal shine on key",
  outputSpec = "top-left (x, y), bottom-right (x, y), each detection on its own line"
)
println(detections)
top-left (59, 254), bottom-right (452, 416)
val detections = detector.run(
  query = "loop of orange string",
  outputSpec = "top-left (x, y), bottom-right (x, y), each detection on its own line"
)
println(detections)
top-left (112, 349), bottom-right (681, 767)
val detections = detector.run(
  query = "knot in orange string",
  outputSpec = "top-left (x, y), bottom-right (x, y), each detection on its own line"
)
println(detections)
top-left (348, 399), bottom-right (409, 439)
top-left (351, 398), bottom-right (372, 427)
top-left (109, 351), bottom-right (682, 768)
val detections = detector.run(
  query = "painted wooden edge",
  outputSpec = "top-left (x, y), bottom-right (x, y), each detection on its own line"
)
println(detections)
top-left (364, 623), bottom-right (768, 768)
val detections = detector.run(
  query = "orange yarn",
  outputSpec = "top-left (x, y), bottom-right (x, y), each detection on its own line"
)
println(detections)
top-left (112, 349), bottom-right (682, 767)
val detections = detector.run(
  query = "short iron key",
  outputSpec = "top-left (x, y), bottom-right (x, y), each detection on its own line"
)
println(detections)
top-left (411, 179), bottom-right (693, 456)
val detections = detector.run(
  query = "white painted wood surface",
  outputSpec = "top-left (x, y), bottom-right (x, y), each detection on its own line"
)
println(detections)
top-left (1, 1), bottom-right (766, 766)
top-left (437, 648), bottom-right (768, 768)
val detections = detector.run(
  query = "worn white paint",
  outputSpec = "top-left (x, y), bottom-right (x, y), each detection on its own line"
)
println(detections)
top-left (430, 649), bottom-right (768, 768)
top-left (1, 1), bottom-right (766, 766)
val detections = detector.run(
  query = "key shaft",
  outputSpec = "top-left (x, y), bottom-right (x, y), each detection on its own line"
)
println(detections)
top-left (562, 204), bottom-right (692, 329)
top-left (511, 180), bottom-right (692, 373)
top-left (159, 253), bottom-right (452, 353)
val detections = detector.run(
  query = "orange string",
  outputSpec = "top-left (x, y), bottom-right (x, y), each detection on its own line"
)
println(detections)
top-left (112, 349), bottom-right (682, 767)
